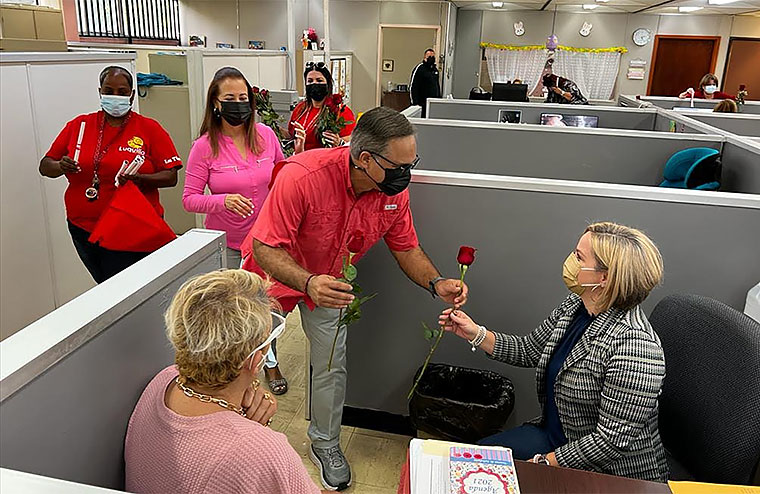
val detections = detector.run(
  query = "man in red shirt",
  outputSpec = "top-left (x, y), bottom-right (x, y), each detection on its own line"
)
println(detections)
top-left (241, 107), bottom-right (467, 491)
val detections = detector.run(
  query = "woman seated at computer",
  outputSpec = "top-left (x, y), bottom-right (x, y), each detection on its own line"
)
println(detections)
top-left (125, 270), bottom-right (323, 494)
top-left (543, 74), bottom-right (588, 105)
top-left (439, 222), bottom-right (668, 482)
top-left (678, 73), bottom-right (735, 100)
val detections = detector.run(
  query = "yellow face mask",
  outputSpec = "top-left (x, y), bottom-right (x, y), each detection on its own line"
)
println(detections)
top-left (562, 252), bottom-right (602, 296)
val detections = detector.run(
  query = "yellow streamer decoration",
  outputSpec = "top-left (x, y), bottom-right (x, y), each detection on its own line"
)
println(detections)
top-left (480, 42), bottom-right (628, 54)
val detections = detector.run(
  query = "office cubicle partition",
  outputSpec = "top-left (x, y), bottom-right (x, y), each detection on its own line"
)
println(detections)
top-left (685, 113), bottom-right (760, 138)
top-left (721, 138), bottom-right (760, 194)
top-left (0, 230), bottom-right (226, 490)
top-left (413, 119), bottom-right (732, 190)
top-left (345, 171), bottom-right (760, 426)
top-left (426, 98), bottom-right (658, 130)
top-left (619, 94), bottom-right (760, 115)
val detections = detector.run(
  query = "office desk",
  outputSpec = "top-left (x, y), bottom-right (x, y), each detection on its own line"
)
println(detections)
top-left (399, 458), bottom-right (672, 494)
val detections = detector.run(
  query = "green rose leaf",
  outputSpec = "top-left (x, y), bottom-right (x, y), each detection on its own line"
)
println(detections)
top-left (343, 264), bottom-right (358, 282)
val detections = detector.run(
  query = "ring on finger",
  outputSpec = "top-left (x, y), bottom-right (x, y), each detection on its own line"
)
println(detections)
top-left (263, 392), bottom-right (271, 400)
top-left (265, 418), bottom-right (273, 427)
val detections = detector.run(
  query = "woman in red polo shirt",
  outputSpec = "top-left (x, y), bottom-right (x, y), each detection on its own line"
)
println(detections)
top-left (39, 66), bottom-right (182, 283)
top-left (289, 62), bottom-right (356, 154)
top-left (678, 73), bottom-right (735, 100)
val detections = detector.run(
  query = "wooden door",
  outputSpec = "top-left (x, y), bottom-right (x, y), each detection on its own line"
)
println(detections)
top-left (722, 38), bottom-right (760, 100)
top-left (648, 36), bottom-right (719, 96)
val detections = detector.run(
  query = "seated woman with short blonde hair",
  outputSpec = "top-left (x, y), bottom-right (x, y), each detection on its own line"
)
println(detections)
top-left (441, 222), bottom-right (668, 482)
top-left (125, 269), bottom-right (322, 493)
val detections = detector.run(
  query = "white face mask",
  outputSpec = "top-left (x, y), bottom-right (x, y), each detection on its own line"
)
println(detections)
top-left (704, 85), bottom-right (718, 95)
top-left (244, 312), bottom-right (286, 371)
top-left (100, 94), bottom-right (132, 117)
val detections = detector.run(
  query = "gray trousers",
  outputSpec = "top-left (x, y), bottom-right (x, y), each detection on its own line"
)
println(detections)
top-left (298, 301), bottom-right (344, 448)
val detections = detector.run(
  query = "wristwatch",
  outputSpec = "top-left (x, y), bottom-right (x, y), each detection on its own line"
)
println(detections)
top-left (533, 453), bottom-right (550, 465)
top-left (428, 276), bottom-right (445, 298)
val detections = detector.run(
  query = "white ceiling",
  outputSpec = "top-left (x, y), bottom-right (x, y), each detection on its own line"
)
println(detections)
top-left (453, 0), bottom-right (760, 15)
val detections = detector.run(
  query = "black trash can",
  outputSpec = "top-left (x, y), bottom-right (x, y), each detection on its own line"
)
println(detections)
top-left (409, 363), bottom-right (514, 443)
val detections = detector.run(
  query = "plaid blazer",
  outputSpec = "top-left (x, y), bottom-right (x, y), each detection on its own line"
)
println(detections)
top-left (490, 294), bottom-right (669, 482)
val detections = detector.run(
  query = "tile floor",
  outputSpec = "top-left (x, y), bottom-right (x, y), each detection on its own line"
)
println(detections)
top-left (265, 308), bottom-right (411, 493)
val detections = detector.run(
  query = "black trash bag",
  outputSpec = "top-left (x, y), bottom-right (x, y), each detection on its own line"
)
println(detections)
top-left (409, 363), bottom-right (515, 443)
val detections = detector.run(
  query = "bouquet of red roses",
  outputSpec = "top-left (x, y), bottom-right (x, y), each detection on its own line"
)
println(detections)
top-left (316, 93), bottom-right (353, 148)
top-left (252, 86), bottom-right (293, 157)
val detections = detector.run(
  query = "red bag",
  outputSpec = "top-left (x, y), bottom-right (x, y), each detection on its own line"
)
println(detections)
top-left (88, 181), bottom-right (176, 252)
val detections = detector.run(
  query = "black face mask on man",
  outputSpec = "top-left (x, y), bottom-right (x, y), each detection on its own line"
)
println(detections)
top-left (306, 83), bottom-right (329, 102)
top-left (426, 55), bottom-right (436, 65)
top-left (217, 100), bottom-right (252, 126)
top-left (358, 155), bottom-right (412, 196)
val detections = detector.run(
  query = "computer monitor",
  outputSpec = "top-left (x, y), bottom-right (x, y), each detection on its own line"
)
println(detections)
top-left (497, 109), bottom-right (522, 124)
top-left (540, 113), bottom-right (599, 128)
top-left (492, 83), bottom-right (529, 102)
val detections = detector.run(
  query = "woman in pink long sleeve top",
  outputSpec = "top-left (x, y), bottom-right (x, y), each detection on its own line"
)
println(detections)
top-left (183, 67), bottom-right (288, 395)
top-left (125, 270), bottom-right (322, 494)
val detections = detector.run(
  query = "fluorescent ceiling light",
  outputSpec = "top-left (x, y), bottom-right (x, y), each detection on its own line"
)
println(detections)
top-left (596, 0), bottom-right (610, 2)
top-left (678, 5), bottom-right (704, 11)
top-left (583, 4), bottom-right (600, 9)
top-left (708, 0), bottom-right (740, 4)
top-left (492, 1), bottom-right (504, 7)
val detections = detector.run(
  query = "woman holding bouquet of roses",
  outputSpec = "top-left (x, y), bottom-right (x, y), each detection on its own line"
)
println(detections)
top-left (289, 62), bottom-right (356, 153)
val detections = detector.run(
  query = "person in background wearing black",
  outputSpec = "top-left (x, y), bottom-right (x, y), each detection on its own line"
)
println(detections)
top-left (410, 48), bottom-right (441, 117)
top-left (543, 73), bottom-right (588, 105)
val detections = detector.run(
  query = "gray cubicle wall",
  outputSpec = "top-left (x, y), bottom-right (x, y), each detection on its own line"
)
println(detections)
top-left (721, 138), bottom-right (760, 194)
top-left (686, 113), bottom-right (760, 138)
top-left (426, 98), bottom-right (657, 130)
top-left (651, 108), bottom-right (727, 135)
top-left (345, 171), bottom-right (760, 427)
top-left (0, 230), bottom-right (226, 490)
top-left (620, 94), bottom-right (760, 115)
top-left (414, 119), bottom-right (728, 189)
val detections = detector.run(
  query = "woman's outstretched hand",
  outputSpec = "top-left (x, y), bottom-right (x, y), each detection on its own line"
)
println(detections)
top-left (439, 308), bottom-right (479, 340)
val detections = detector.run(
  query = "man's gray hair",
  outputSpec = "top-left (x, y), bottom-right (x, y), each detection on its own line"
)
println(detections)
top-left (350, 107), bottom-right (415, 159)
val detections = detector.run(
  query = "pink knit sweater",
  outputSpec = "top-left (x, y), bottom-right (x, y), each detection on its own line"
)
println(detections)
top-left (125, 366), bottom-right (320, 494)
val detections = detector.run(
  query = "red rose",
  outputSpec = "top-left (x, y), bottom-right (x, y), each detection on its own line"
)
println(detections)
top-left (261, 89), bottom-right (269, 98)
top-left (347, 231), bottom-right (365, 253)
top-left (253, 87), bottom-right (260, 94)
top-left (333, 94), bottom-right (343, 106)
top-left (457, 246), bottom-right (476, 266)
top-left (739, 84), bottom-right (746, 91)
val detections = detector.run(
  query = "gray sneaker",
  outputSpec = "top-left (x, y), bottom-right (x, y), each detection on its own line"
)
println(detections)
top-left (309, 444), bottom-right (352, 491)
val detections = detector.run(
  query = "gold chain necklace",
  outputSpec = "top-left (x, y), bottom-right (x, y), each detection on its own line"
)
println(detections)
top-left (175, 377), bottom-right (246, 416)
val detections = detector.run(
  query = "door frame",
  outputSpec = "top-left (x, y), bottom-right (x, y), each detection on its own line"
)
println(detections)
top-left (376, 24), bottom-right (441, 107)
top-left (647, 35), bottom-right (720, 96)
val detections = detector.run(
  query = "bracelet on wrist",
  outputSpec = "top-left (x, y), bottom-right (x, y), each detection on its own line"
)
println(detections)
top-left (303, 274), bottom-right (317, 294)
top-left (468, 325), bottom-right (487, 352)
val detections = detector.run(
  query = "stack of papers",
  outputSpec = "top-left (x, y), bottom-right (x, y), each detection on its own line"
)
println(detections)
top-left (409, 438), bottom-right (520, 494)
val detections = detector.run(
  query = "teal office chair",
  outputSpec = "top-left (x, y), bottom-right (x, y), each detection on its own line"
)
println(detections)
top-left (659, 147), bottom-right (721, 191)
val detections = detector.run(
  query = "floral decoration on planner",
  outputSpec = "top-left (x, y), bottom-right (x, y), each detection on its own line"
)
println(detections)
top-left (327, 231), bottom-right (377, 371)
top-left (316, 93), bottom-right (353, 148)
top-left (408, 245), bottom-right (476, 399)
top-left (252, 86), bottom-right (294, 157)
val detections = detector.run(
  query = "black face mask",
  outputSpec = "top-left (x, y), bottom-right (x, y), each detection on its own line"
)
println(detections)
top-left (306, 83), bottom-right (329, 102)
top-left (217, 100), bottom-right (252, 126)
top-left (361, 158), bottom-right (412, 196)
top-left (426, 56), bottom-right (436, 65)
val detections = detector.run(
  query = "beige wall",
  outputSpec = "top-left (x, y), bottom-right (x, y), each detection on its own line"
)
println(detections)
top-left (479, 11), bottom-right (760, 98)
top-left (179, 0), bottom-right (448, 113)
top-left (381, 27), bottom-right (437, 90)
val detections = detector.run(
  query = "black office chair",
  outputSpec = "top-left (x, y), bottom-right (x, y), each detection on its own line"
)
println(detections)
top-left (649, 293), bottom-right (760, 486)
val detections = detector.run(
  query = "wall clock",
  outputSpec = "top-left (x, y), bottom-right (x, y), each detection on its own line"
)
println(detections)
top-left (632, 28), bottom-right (652, 47)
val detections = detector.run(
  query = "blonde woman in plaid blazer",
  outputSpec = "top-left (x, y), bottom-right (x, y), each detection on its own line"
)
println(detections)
top-left (440, 222), bottom-right (669, 482)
